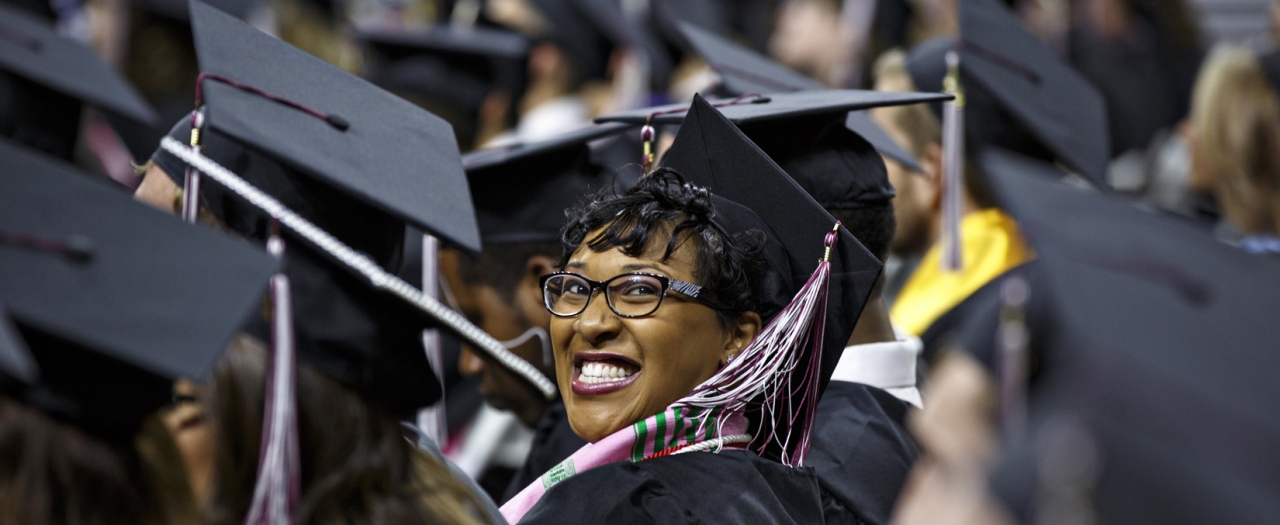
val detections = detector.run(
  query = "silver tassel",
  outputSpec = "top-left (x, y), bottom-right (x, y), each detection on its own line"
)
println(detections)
top-left (941, 51), bottom-right (965, 272)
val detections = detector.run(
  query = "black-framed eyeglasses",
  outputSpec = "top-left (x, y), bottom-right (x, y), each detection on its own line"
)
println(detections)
top-left (540, 271), bottom-right (726, 318)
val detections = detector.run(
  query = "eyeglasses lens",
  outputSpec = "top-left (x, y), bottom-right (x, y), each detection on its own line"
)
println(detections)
top-left (607, 274), bottom-right (666, 316)
top-left (544, 273), bottom-right (667, 317)
top-left (544, 274), bottom-right (591, 316)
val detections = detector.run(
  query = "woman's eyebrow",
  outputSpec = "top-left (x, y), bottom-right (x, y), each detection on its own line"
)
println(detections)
top-left (621, 263), bottom-right (664, 273)
top-left (565, 262), bottom-right (587, 270)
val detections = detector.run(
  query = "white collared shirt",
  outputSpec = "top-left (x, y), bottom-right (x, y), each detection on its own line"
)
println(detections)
top-left (829, 327), bottom-right (923, 408)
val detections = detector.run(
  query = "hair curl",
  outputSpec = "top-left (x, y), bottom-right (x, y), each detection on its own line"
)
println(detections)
top-left (559, 168), bottom-right (766, 330)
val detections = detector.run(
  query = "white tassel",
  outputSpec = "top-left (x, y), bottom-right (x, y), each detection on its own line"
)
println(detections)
top-left (244, 227), bottom-right (299, 525)
top-left (672, 225), bottom-right (840, 466)
top-left (941, 50), bottom-right (965, 272)
top-left (181, 109), bottom-right (205, 225)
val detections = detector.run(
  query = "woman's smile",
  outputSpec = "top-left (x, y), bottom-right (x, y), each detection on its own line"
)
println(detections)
top-left (571, 352), bottom-right (641, 395)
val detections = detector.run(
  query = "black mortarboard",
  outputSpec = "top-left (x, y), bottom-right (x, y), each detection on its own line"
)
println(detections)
top-left (463, 122), bottom-right (633, 244)
top-left (144, 1), bottom-right (491, 412)
top-left (598, 90), bottom-right (949, 209)
top-left (189, 0), bottom-right (480, 254)
top-left (359, 24), bottom-right (530, 150)
top-left (0, 3), bottom-right (156, 159)
top-left (977, 148), bottom-right (1280, 523)
top-left (360, 25), bottom-right (530, 109)
top-left (599, 90), bottom-right (948, 126)
top-left (661, 94), bottom-right (882, 402)
top-left (0, 139), bottom-right (277, 441)
top-left (905, 0), bottom-right (1110, 187)
top-left (675, 21), bottom-right (926, 173)
top-left (522, 0), bottom-right (625, 82)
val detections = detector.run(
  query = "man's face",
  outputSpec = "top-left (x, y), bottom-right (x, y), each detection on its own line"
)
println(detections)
top-left (872, 106), bottom-right (940, 257)
top-left (442, 250), bottom-right (556, 426)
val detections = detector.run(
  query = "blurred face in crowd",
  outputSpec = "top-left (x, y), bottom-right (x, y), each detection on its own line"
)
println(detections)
top-left (872, 63), bottom-right (944, 257)
top-left (443, 249), bottom-right (558, 427)
top-left (893, 351), bottom-right (1012, 525)
top-left (770, 0), bottom-right (848, 85)
top-left (550, 226), bottom-right (759, 442)
top-left (161, 380), bottom-right (214, 503)
top-left (1185, 46), bottom-right (1280, 235)
top-left (134, 163), bottom-right (182, 215)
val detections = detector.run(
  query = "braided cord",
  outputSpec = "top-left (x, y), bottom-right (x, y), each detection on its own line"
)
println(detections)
top-left (160, 137), bottom-right (557, 398)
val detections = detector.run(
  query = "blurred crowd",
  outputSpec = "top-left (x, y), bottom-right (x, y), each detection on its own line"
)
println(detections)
top-left (1, 0), bottom-right (1279, 524)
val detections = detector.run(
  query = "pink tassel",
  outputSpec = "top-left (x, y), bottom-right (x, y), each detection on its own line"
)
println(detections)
top-left (244, 222), bottom-right (300, 525)
top-left (941, 50), bottom-right (965, 272)
top-left (673, 223), bottom-right (840, 466)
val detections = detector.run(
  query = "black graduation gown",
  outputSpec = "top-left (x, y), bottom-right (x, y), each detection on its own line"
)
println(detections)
top-left (502, 400), bottom-right (588, 503)
top-left (923, 261), bottom-right (1058, 390)
top-left (918, 260), bottom-right (1038, 365)
top-left (517, 449), bottom-right (862, 524)
top-left (806, 381), bottom-right (919, 525)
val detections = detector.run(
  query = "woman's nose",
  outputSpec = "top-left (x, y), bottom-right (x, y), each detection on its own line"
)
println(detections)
top-left (574, 290), bottom-right (622, 345)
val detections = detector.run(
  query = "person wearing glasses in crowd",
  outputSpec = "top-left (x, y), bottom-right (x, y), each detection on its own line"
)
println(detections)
top-left (499, 96), bottom-right (884, 524)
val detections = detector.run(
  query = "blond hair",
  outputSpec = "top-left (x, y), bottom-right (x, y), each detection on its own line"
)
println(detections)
top-left (1191, 46), bottom-right (1280, 235)
top-left (872, 49), bottom-right (943, 158)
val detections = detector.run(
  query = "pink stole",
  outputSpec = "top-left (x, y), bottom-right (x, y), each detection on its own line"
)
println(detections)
top-left (500, 407), bottom-right (748, 523)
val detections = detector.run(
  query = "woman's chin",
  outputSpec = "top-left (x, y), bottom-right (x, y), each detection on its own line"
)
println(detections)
top-left (566, 401), bottom-right (648, 443)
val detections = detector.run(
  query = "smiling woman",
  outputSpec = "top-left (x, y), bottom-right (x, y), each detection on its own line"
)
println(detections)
top-left (548, 168), bottom-right (765, 444)
top-left (500, 96), bottom-right (882, 525)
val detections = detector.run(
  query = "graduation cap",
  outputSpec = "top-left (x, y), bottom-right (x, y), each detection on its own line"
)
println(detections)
top-left (661, 95), bottom-right (883, 464)
top-left (360, 24), bottom-right (530, 109)
top-left (464, 122), bottom-right (634, 244)
top-left (154, 1), bottom-right (555, 406)
top-left (904, 0), bottom-right (1111, 188)
top-left (524, 0), bottom-right (630, 82)
top-left (0, 3), bottom-right (156, 159)
top-left (675, 20), bottom-right (927, 173)
top-left (0, 139), bottom-right (278, 442)
top-left (976, 147), bottom-right (1280, 523)
top-left (598, 90), bottom-right (949, 209)
top-left (188, 0), bottom-right (479, 253)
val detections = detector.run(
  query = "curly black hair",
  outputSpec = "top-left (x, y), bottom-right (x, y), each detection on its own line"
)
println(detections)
top-left (558, 168), bottom-right (767, 330)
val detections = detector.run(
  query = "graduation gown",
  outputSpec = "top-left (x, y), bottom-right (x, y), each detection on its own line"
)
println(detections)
top-left (891, 209), bottom-right (1034, 363)
top-left (806, 382), bottom-right (919, 525)
top-left (517, 449), bottom-right (862, 524)
top-left (502, 400), bottom-right (588, 503)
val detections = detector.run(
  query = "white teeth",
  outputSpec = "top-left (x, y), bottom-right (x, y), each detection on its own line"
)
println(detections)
top-left (578, 361), bottom-right (636, 383)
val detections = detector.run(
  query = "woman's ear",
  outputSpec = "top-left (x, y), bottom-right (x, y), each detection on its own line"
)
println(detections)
top-left (721, 311), bottom-right (763, 365)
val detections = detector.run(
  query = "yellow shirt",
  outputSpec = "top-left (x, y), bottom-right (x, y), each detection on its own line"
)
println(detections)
top-left (890, 209), bottom-right (1035, 336)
